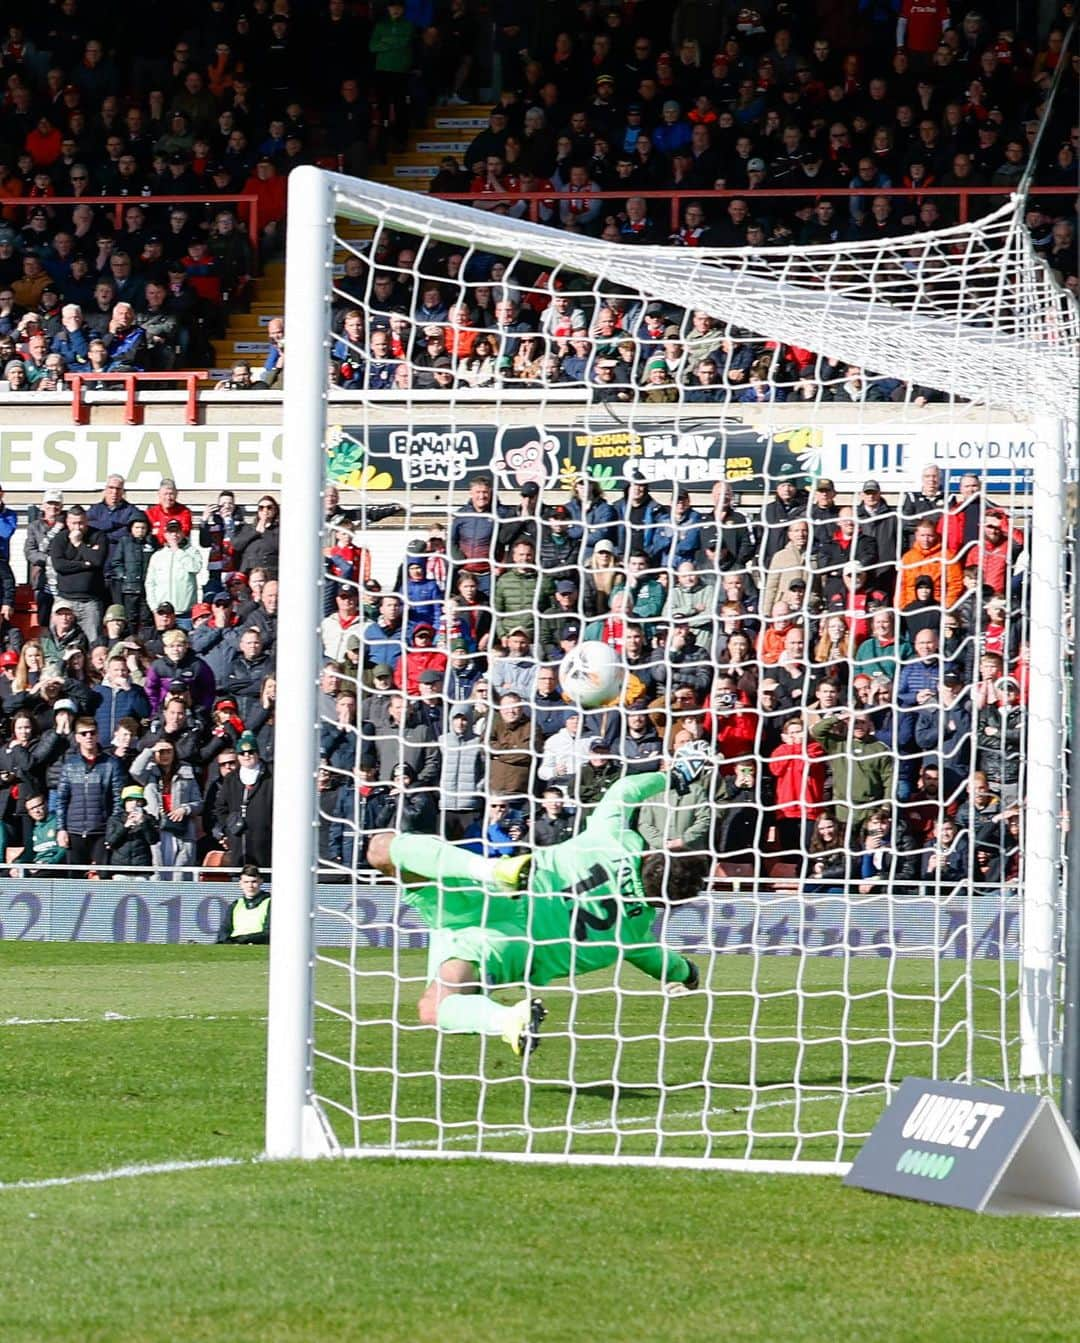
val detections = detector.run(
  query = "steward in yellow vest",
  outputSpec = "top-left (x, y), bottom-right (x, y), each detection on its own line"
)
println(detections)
top-left (217, 864), bottom-right (271, 944)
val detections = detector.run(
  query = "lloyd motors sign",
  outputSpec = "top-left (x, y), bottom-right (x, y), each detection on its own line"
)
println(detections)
top-left (815, 423), bottom-right (1044, 491)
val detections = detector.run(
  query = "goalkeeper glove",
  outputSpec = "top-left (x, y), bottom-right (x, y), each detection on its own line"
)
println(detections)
top-left (666, 959), bottom-right (700, 997)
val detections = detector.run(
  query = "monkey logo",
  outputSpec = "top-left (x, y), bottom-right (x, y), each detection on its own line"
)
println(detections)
top-left (491, 426), bottom-right (560, 491)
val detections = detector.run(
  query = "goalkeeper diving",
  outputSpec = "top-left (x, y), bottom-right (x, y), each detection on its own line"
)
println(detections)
top-left (365, 746), bottom-right (712, 1059)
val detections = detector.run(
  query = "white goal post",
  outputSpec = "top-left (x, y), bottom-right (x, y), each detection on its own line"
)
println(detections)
top-left (266, 165), bottom-right (1078, 1164)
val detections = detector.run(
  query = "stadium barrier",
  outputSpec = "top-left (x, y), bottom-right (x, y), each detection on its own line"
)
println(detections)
top-left (3, 191), bottom-right (261, 251)
top-left (437, 184), bottom-right (1078, 231)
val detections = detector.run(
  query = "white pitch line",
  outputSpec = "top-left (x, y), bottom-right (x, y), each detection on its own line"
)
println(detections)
top-left (0, 1156), bottom-right (250, 1192)
top-left (0, 1012), bottom-right (951, 1040)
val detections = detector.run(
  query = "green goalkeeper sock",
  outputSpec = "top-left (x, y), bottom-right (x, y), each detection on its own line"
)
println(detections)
top-left (390, 834), bottom-right (492, 884)
top-left (436, 993), bottom-right (513, 1036)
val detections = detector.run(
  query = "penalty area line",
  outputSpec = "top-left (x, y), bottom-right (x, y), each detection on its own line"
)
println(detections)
top-left (0, 1155), bottom-right (253, 1193)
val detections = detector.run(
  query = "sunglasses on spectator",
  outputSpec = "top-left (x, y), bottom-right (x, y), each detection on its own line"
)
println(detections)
top-left (238, 747), bottom-right (257, 756)
top-left (77, 729), bottom-right (97, 736)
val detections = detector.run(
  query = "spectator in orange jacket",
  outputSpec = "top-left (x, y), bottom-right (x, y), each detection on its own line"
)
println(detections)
top-left (898, 518), bottom-right (964, 610)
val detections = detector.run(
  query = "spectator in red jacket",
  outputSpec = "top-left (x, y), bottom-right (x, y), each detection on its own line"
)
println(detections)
top-left (242, 157), bottom-right (287, 259)
top-left (393, 623), bottom-right (448, 695)
top-left (768, 715), bottom-right (828, 854)
top-left (706, 672), bottom-right (759, 768)
top-left (145, 478), bottom-right (193, 545)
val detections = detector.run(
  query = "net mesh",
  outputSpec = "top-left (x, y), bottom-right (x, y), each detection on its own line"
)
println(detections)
top-left (297, 173), bottom-right (1075, 1163)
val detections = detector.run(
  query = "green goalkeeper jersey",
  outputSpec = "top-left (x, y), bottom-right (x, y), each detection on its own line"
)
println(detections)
top-left (405, 773), bottom-right (693, 989)
top-left (524, 771), bottom-right (688, 985)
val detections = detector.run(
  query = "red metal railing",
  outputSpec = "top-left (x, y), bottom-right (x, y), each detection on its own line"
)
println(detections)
top-left (0, 193), bottom-right (261, 253)
top-left (438, 185), bottom-right (1078, 231)
top-left (65, 370), bottom-right (208, 424)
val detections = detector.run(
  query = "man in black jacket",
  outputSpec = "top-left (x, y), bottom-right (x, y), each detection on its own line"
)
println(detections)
top-left (49, 505), bottom-right (107, 643)
top-left (214, 729), bottom-right (274, 867)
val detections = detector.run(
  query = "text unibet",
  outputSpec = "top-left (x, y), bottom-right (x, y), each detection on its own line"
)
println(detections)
top-left (901, 1093), bottom-right (1005, 1151)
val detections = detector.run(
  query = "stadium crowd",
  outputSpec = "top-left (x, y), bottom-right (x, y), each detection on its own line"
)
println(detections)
top-left (323, 462), bottom-right (1028, 900)
top-left (0, 2), bottom-right (1063, 894)
top-left (320, 1), bottom-right (1077, 400)
top-left (0, 476), bottom-right (392, 877)
top-left (0, 4), bottom-right (1068, 393)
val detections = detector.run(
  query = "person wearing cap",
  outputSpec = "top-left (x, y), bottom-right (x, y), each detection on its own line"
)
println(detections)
top-left (855, 477), bottom-right (902, 593)
top-left (437, 639), bottom-right (477, 706)
top-left (145, 478), bottom-right (192, 546)
top-left (48, 505), bottom-right (107, 645)
top-left (214, 728), bottom-right (274, 867)
top-left (411, 664), bottom-right (446, 734)
top-left (538, 578), bottom-right (583, 659)
top-left (25, 488), bottom-right (66, 627)
top-left (611, 472), bottom-right (667, 567)
top-left (0, 647), bottom-right (19, 704)
top-left (400, 551), bottom-right (442, 639)
top-left (393, 620), bottom-right (447, 696)
top-left (241, 150), bottom-right (287, 261)
top-left (104, 784), bottom-right (160, 870)
top-left (438, 701), bottom-right (485, 839)
top-left (493, 481), bottom-right (543, 561)
top-left (361, 660), bottom-right (397, 733)
top-left (900, 574), bottom-right (942, 642)
top-left (914, 668), bottom-right (973, 796)
top-left (144, 516), bottom-right (203, 619)
top-left (534, 501), bottom-right (583, 588)
top-left (759, 474), bottom-right (810, 569)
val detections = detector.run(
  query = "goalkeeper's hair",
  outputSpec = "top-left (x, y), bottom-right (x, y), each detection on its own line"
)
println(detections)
top-left (641, 850), bottom-right (711, 907)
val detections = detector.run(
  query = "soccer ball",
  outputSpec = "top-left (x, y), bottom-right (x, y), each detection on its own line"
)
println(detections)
top-left (559, 640), bottom-right (622, 709)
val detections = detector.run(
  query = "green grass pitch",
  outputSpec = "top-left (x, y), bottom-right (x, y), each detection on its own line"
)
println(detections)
top-left (3, 942), bottom-right (1079, 1342)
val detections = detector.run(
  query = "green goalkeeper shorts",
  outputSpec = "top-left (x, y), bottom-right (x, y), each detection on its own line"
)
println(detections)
top-left (406, 878), bottom-right (531, 988)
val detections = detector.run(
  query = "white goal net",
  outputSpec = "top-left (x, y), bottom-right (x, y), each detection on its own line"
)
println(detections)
top-left (266, 166), bottom-right (1078, 1167)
